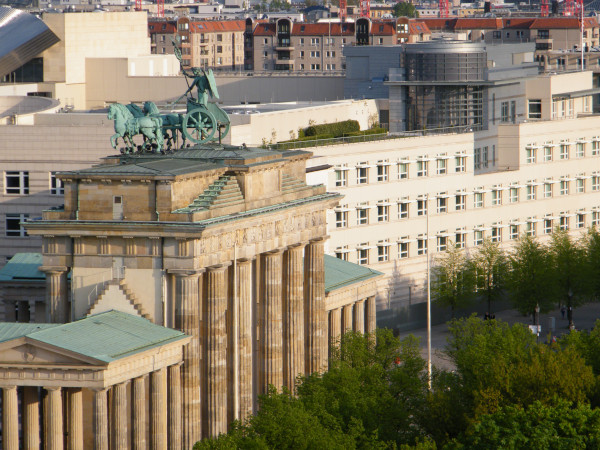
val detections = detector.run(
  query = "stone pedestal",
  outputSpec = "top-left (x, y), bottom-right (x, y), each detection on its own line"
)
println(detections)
top-left (23, 386), bottom-right (40, 450)
top-left (113, 382), bottom-right (128, 450)
top-left (68, 388), bottom-right (83, 450)
top-left (354, 300), bottom-right (365, 334)
top-left (283, 244), bottom-right (305, 391)
top-left (304, 239), bottom-right (327, 374)
top-left (205, 265), bottom-right (228, 438)
top-left (45, 386), bottom-right (64, 450)
top-left (151, 368), bottom-right (167, 450)
top-left (168, 363), bottom-right (182, 450)
top-left (260, 250), bottom-right (283, 393)
top-left (237, 259), bottom-right (254, 420)
top-left (366, 296), bottom-right (377, 334)
top-left (132, 376), bottom-right (146, 450)
top-left (93, 388), bottom-right (109, 450)
top-left (3, 386), bottom-right (18, 450)
top-left (173, 270), bottom-right (202, 449)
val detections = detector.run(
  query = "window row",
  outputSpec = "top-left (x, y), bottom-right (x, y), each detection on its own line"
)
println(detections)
top-left (524, 138), bottom-right (600, 163)
top-left (3, 171), bottom-right (63, 195)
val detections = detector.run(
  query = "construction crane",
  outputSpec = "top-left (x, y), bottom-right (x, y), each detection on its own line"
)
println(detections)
top-left (360, 0), bottom-right (370, 18)
top-left (439, 0), bottom-right (449, 18)
top-left (135, 0), bottom-right (164, 17)
top-left (135, 0), bottom-right (141, 11)
top-left (541, 0), bottom-right (549, 16)
top-left (564, 0), bottom-right (574, 15)
top-left (339, 0), bottom-right (347, 21)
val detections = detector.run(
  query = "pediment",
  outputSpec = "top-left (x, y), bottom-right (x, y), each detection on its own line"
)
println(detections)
top-left (0, 338), bottom-right (104, 366)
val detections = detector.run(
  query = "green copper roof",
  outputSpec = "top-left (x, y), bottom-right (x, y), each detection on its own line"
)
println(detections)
top-left (0, 310), bottom-right (188, 364)
top-left (0, 253), bottom-right (44, 281)
top-left (0, 322), bottom-right (58, 343)
top-left (324, 254), bottom-right (383, 293)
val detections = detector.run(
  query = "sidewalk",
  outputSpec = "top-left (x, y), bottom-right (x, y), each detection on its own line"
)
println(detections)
top-left (397, 302), bottom-right (600, 371)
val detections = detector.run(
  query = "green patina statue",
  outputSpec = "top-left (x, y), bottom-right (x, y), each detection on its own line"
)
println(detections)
top-left (107, 40), bottom-right (230, 153)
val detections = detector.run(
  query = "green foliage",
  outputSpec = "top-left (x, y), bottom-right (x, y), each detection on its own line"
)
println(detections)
top-left (304, 120), bottom-right (360, 138)
top-left (507, 234), bottom-right (555, 320)
top-left (344, 127), bottom-right (388, 137)
top-left (393, 2), bottom-right (419, 17)
top-left (471, 238), bottom-right (508, 314)
top-left (584, 228), bottom-right (600, 300)
top-left (431, 243), bottom-right (476, 318)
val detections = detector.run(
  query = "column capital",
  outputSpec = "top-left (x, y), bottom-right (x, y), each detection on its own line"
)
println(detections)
top-left (264, 247), bottom-right (285, 255)
top-left (287, 242), bottom-right (307, 250)
top-left (168, 269), bottom-right (205, 277)
top-left (44, 386), bottom-right (61, 392)
top-left (3, 384), bottom-right (17, 391)
top-left (39, 266), bottom-right (68, 274)
top-left (207, 262), bottom-right (232, 272)
top-left (236, 257), bottom-right (255, 264)
top-left (309, 236), bottom-right (329, 244)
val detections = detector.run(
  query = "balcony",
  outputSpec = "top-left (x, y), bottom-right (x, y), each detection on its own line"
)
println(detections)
top-left (275, 44), bottom-right (294, 51)
top-left (276, 59), bottom-right (295, 66)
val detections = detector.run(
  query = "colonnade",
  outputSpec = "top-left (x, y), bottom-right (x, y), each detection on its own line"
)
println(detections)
top-left (328, 296), bottom-right (377, 347)
top-left (172, 238), bottom-right (327, 444)
top-left (1, 364), bottom-right (182, 450)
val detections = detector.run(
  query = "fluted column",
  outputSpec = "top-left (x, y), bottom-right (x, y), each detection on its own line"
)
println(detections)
top-left (131, 376), bottom-right (146, 450)
top-left (283, 244), bottom-right (305, 391)
top-left (28, 300), bottom-right (36, 323)
top-left (68, 388), bottom-right (84, 450)
top-left (342, 304), bottom-right (353, 335)
top-left (23, 386), bottom-right (40, 450)
top-left (168, 363), bottom-right (182, 450)
top-left (2, 386), bottom-right (18, 450)
top-left (42, 267), bottom-right (68, 323)
top-left (354, 300), bottom-right (365, 334)
top-left (113, 382), bottom-right (128, 450)
top-left (45, 386), bottom-right (63, 450)
top-left (205, 264), bottom-right (228, 438)
top-left (328, 308), bottom-right (342, 355)
top-left (173, 270), bottom-right (202, 449)
top-left (237, 258), bottom-right (254, 420)
top-left (151, 368), bottom-right (167, 450)
top-left (366, 296), bottom-right (377, 335)
top-left (304, 238), bottom-right (327, 374)
top-left (93, 388), bottom-right (109, 450)
top-left (260, 250), bottom-right (284, 394)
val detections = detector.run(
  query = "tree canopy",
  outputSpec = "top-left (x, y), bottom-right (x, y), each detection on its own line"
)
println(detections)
top-left (393, 1), bottom-right (419, 17)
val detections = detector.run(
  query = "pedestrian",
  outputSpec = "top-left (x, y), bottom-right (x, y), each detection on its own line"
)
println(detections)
top-left (561, 305), bottom-right (566, 319)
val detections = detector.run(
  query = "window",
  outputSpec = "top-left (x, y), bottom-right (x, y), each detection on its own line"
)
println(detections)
top-left (501, 101), bottom-right (509, 122)
top-left (310, 51), bottom-right (320, 58)
top-left (526, 184), bottom-right (536, 200)
top-left (264, 38), bottom-right (268, 44)
top-left (325, 50), bottom-right (336, 57)
top-left (399, 242), bottom-right (409, 258)
top-left (593, 139), bottom-right (600, 156)
top-left (335, 210), bottom-right (348, 228)
top-left (544, 183), bottom-right (553, 198)
top-left (398, 202), bottom-right (408, 219)
top-left (474, 148), bottom-right (481, 169)
top-left (510, 100), bottom-right (516, 123)
top-left (335, 169), bottom-right (347, 187)
top-left (5, 213), bottom-right (28, 237)
top-left (576, 142), bottom-right (585, 158)
top-left (398, 162), bottom-right (408, 179)
top-left (378, 243), bottom-right (389, 262)
top-left (310, 38), bottom-right (320, 45)
top-left (577, 214), bottom-right (585, 229)
top-left (437, 235), bottom-right (447, 252)
top-left (50, 172), bottom-right (64, 195)
top-left (560, 215), bottom-right (569, 231)
top-left (437, 195), bottom-right (447, 213)
top-left (526, 147), bottom-right (536, 163)
top-left (325, 64), bottom-right (336, 70)
top-left (455, 156), bottom-right (466, 172)
top-left (474, 192), bottom-right (483, 209)
top-left (299, 38), bottom-right (304, 45)
top-left (577, 178), bottom-right (585, 193)
top-left (510, 187), bottom-right (519, 203)
top-left (377, 203), bottom-right (389, 222)
top-left (417, 160), bottom-right (428, 177)
top-left (560, 143), bottom-right (569, 160)
top-left (482, 147), bottom-right (489, 168)
top-left (357, 206), bottom-right (369, 225)
top-left (417, 199), bottom-right (427, 216)
top-left (528, 99), bottom-right (542, 119)
top-left (560, 180), bottom-right (569, 196)
top-left (544, 145), bottom-right (553, 161)
top-left (593, 176), bottom-right (600, 191)
top-left (217, 46), bottom-right (223, 54)
top-left (5, 171), bottom-right (29, 195)
top-left (510, 225), bottom-right (519, 240)
top-left (593, 212), bottom-right (600, 227)
top-left (526, 221), bottom-right (536, 237)
top-left (417, 238), bottom-right (427, 256)
top-left (357, 247), bottom-right (369, 265)
top-left (436, 158), bottom-right (447, 175)
top-left (491, 226), bottom-right (501, 243)
top-left (377, 163), bottom-right (389, 182)
top-left (492, 189), bottom-right (502, 206)
top-left (455, 232), bottom-right (465, 249)
top-left (335, 247), bottom-right (349, 261)
top-left (357, 165), bottom-right (368, 184)
top-left (299, 51), bottom-right (304, 59)
top-left (474, 230), bottom-right (484, 246)
top-left (455, 194), bottom-right (466, 211)
top-left (544, 219), bottom-right (553, 234)
top-left (310, 64), bottom-right (320, 70)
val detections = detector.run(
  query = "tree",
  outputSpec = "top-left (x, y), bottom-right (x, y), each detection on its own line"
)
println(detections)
top-left (431, 243), bottom-right (476, 318)
top-left (471, 239), bottom-right (508, 316)
top-left (507, 234), bottom-right (554, 323)
top-left (393, 1), bottom-right (419, 18)
top-left (584, 227), bottom-right (600, 300)
top-left (548, 229), bottom-right (588, 329)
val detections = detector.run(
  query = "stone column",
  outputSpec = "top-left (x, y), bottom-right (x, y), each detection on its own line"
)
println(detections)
top-left (353, 300), bottom-right (365, 334)
top-left (45, 386), bottom-right (64, 450)
top-left (366, 296), bottom-right (377, 335)
top-left (93, 388), bottom-right (109, 450)
top-left (260, 250), bottom-right (283, 394)
top-left (168, 363), bottom-right (182, 450)
top-left (2, 386), bottom-right (18, 450)
top-left (41, 266), bottom-right (68, 323)
top-left (4, 301), bottom-right (16, 322)
top-left (304, 238), bottom-right (327, 374)
top-left (28, 300), bottom-right (36, 323)
top-left (342, 304), bottom-right (353, 335)
top-left (283, 244), bottom-right (305, 391)
top-left (131, 376), bottom-right (146, 450)
top-left (17, 300), bottom-right (30, 322)
top-left (151, 368), bottom-right (167, 450)
top-left (205, 264), bottom-right (228, 438)
top-left (328, 308), bottom-right (342, 355)
top-left (112, 382), bottom-right (128, 450)
top-left (172, 270), bottom-right (202, 449)
top-left (237, 258), bottom-right (254, 421)
top-left (69, 388), bottom-right (84, 450)
top-left (23, 386), bottom-right (40, 450)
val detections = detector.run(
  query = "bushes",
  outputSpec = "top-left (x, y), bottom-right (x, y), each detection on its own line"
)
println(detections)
top-left (304, 120), bottom-right (360, 138)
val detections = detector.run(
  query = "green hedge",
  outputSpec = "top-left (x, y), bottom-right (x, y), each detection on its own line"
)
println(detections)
top-left (279, 134), bottom-right (334, 144)
top-left (344, 127), bottom-right (388, 137)
top-left (304, 120), bottom-right (360, 137)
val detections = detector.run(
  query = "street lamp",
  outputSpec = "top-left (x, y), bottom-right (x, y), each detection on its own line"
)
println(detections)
top-left (568, 288), bottom-right (574, 330)
top-left (426, 194), bottom-right (432, 389)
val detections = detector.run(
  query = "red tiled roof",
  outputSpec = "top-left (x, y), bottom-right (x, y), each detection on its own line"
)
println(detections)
top-left (190, 20), bottom-right (245, 33)
top-left (529, 17), bottom-right (597, 29)
top-left (148, 20), bottom-right (177, 34)
top-left (292, 23), bottom-right (355, 36)
top-left (409, 21), bottom-right (431, 35)
top-left (370, 21), bottom-right (396, 36)
top-left (420, 18), bottom-right (457, 30)
top-left (454, 18), bottom-right (503, 30)
top-left (501, 18), bottom-right (534, 29)
top-left (253, 22), bottom-right (276, 36)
